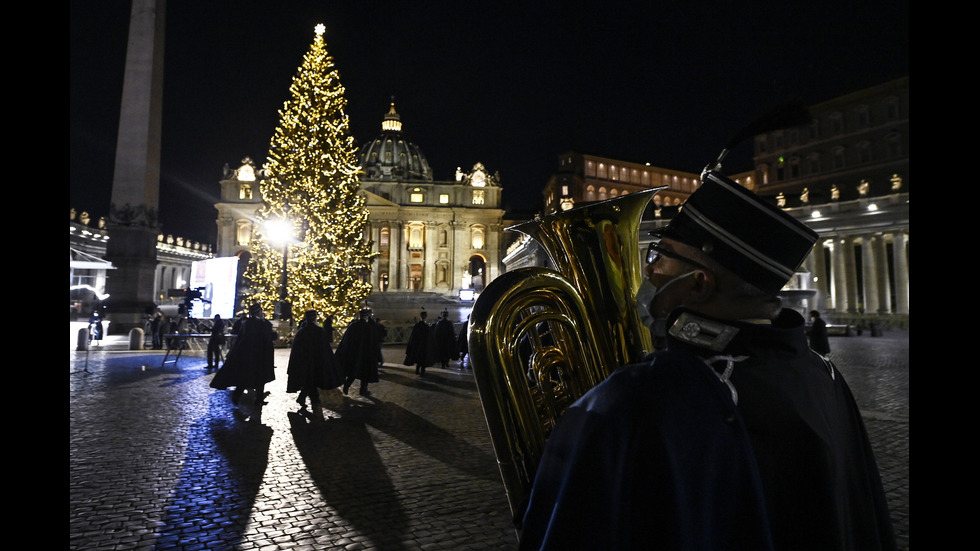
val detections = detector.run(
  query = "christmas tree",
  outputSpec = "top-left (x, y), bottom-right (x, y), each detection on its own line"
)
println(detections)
top-left (244, 24), bottom-right (375, 324)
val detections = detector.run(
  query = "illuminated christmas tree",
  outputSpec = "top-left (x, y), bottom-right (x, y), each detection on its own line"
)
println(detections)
top-left (244, 24), bottom-right (375, 324)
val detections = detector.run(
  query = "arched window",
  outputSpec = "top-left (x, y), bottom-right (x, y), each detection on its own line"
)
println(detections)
top-left (236, 220), bottom-right (252, 246)
top-left (408, 223), bottom-right (424, 248)
top-left (471, 225), bottom-right (485, 249)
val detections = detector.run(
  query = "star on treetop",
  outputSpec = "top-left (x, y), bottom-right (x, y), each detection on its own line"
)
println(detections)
top-left (315, 24), bottom-right (325, 36)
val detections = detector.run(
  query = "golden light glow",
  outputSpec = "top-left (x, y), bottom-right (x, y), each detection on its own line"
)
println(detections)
top-left (243, 21), bottom-right (376, 324)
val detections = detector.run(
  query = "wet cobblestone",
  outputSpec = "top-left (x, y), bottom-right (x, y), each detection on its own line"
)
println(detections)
top-left (71, 331), bottom-right (908, 550)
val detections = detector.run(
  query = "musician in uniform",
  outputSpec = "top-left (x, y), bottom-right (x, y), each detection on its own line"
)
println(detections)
top-left (518, 171), bottom-right (896, 550)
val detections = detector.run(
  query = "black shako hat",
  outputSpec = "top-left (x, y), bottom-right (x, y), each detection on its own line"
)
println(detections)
top-left (653, 170), bottom-right (818, 295)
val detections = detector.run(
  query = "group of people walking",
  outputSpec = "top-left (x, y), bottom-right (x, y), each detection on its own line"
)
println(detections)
top-left (404, 310), bottom-right (468, 377)
top-left (208, 305), bottom-right (389, 407)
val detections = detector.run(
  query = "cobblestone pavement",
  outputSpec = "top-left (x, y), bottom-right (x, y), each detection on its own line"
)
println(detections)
top-left (70, 331), bottom-right (908, 550)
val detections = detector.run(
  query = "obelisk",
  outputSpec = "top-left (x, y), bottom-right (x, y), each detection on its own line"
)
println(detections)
top-left (104, 0), bottom-right (165, 333)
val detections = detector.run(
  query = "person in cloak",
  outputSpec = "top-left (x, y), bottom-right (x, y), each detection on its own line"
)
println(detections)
top-left (807, 309), bottom-right (832, 356)
top-left (434, 310), bottom-right (458, 369)
top-left (210, 303), bottom-right (277, 407)
top-left (287, 310), bottom-right (343, 409)
top-left (519, 170), bottom-right (896, 551)
top-left (404, 310), bottom-right (434, 377)
top-left (205, 314), bottom-right (226, 372)
top-left (337, 309), bottom-right (381, 396)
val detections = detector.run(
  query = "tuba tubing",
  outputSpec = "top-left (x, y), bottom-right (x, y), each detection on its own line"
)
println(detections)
top-left (469, 187), bottom-right (663, 528)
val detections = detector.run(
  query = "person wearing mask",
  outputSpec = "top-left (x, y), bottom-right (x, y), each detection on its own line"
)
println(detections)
top-left (519, 170), bottom-right (896, 551)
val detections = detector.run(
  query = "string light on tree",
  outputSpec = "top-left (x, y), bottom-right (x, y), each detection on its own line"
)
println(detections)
top-left (244, 24), bottom-right (376, 325)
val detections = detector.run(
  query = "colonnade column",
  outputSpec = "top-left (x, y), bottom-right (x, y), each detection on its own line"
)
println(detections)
top-left (860, 234), bottom-right (880, 314)
top-left (874, 233), bottom-right (893, 314)
top-left (831, 236), bottom-right (847, 313)
top-left (892, 231), bottom-right (910, 314)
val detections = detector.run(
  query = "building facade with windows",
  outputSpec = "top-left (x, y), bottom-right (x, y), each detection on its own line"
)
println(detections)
top-left (214, 102), bottom-right (506, 319)
top-left (540, 151), bottom-right (756, 215)
top-left (751, 76), bottom-right (909, 325)
top-left (509, 77), bottom-right (909, 328)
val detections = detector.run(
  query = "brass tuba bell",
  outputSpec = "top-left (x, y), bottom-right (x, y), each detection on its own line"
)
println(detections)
top-left (468, 187), bottom-right (664, 528)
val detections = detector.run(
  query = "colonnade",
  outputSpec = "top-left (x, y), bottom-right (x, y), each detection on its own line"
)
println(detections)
top-left (805, 229), bottom-right (909, 315)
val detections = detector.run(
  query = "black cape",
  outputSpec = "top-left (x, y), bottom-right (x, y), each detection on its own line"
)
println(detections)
top-left (210, 317), bottom-right (276, 390)
top-left (519, 308), bottom-right (895, 551)
top-left (404, 320), bottom-right (435, 367)
top-left (335, 318), bottom-right (380, 383)
top-left (286, 322), bottom-right (343, 392)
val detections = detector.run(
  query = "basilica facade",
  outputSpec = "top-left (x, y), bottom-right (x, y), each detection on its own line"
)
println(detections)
top-left (214, 102), bottom-right (506, 319)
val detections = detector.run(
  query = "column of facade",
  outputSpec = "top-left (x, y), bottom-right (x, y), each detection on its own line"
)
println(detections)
top-left (370, 223), bottom-right (381, 290)
top-left (892, 231), bottom-right (910, 314)
top-left (860, 234), bottom-right (880, 314)
top-left (842, 235), bottom-right (860, 313)
top-left (874, 233), bottom-right (893, 314)
top-left (391, 221), bottom-right (403, 291)
top-left (424, 222), bottom-right (437, 292)
top-left (831, 235), bottom-right (848, 313)
top-left (454, 221), bottom-right (470, 290)
top-left (487, 223), bottom-right (502, 283)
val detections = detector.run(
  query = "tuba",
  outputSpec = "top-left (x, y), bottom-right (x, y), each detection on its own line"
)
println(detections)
top-left (468, 187), bottom-right (664, 527)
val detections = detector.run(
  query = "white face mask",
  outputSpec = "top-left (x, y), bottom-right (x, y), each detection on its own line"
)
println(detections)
top-left (635, 271), bottom-right (696, 336)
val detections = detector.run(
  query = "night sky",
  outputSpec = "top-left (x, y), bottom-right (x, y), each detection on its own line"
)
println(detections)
top-left (70, 2), bottom-right (909, 245)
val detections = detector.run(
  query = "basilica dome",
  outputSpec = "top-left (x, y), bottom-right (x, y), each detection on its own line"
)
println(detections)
top-left (359, 101), bottom-right (433, 181)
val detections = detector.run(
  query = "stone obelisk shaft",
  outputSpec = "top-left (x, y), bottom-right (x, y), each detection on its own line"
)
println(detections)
top-left (104, 0), bottom-right (165, 333)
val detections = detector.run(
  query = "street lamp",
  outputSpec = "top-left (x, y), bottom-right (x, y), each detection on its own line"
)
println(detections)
top-left (265, 218), bottom-right (297, 321)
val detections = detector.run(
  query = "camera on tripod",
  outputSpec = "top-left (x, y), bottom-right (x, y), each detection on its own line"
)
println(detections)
top-left (168, 287), bottom-right (210, 314)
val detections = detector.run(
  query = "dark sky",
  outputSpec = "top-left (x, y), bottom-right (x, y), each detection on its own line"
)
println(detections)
top-left (70, 2), bottom-right (909, 245)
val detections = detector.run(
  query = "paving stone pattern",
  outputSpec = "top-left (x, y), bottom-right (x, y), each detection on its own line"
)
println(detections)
top-left (70, 332), bottom-right (908, 550)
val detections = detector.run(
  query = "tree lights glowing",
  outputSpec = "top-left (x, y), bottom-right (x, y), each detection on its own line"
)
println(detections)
top-left (243, 24), bottom-right (376, 324)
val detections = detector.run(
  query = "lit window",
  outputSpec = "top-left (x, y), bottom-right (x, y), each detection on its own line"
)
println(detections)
top-left (409, 224), bottom-right (424, 247)
top-left (471, 226), bottom-right (485, 249)
top-left (472, 190), bottom-right (485, 205)
top-left (410, 188), bottom-right (424, 203)
top-left (240, 184), bottom-right (252, 200)
top-left (439, 194), bottom-right (450, 204)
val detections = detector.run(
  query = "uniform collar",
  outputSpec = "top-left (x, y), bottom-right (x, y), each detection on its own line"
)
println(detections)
top-left (665, 308), bottom-right (809, 355)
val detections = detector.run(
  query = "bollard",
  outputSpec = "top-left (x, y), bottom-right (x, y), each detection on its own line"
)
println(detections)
top-left (77, 328), bottom-right (90, 351)
top-left (129, 328), bottom-right (145, 350)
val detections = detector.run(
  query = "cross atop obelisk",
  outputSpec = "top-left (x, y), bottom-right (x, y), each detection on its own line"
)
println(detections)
top-left (104, 0), bottom-right (166, 334)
